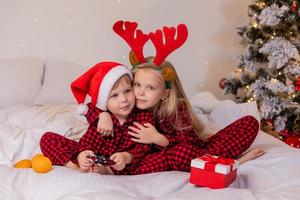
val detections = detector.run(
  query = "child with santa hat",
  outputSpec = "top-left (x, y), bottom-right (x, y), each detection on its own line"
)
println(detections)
top-left (40, 61), bottom-right (156, 175)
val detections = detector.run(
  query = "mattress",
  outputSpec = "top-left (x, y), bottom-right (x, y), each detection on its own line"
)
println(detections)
top-left (0, 102), bottom-right (299, 200)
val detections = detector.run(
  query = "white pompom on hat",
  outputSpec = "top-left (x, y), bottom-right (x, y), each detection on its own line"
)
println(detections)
top-left (71, 61), bottom-right (133, 114)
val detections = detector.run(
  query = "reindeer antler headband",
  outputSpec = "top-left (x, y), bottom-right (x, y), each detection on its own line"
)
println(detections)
top-left (113, 21), bottom-right (188, 85)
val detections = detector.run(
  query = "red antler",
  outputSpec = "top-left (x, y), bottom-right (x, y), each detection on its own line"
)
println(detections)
top-left (113, 21), bottom-right (149, 63)
top-left (149, 24), bottom-right (188, 65)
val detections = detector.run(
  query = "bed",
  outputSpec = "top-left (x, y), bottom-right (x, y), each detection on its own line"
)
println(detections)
top-left (1, 57), bottom-right (300, 200)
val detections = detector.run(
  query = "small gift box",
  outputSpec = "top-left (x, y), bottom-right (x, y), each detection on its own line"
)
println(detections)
top-left (189, 155), bottom-right (239, 189)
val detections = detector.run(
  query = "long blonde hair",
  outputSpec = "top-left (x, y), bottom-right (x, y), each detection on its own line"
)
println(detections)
top-left (133, 58), bottom-right (205, 139)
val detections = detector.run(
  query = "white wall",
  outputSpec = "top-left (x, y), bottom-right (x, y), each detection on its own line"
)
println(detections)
top-left (0, 0), bottom-right (252, 99)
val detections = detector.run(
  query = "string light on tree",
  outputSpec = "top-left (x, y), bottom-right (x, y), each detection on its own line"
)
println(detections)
top-left (256, 1), bottom-right (266, 9)
top-left (251, 19), bottom-right (259, 28)
top-left (222, 0), bottom-right (300, 141)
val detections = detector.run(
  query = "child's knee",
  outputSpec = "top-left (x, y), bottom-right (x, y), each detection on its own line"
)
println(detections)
top-left (241, 115), bottom-right (259, 132)
top-left (40, 132), bottom-right (52, 145)
top-left (40, 132), bottom-right (59, 151)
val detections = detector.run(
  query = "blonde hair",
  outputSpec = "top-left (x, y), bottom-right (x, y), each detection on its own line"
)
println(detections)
top-left (133, 58), bottom-right (205, 139)
top-left (111, 74), bottom-right (132, 90)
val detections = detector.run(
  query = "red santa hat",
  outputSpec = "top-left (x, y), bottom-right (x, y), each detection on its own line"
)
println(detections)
top-left (71, 61), bottom-right (133, 113)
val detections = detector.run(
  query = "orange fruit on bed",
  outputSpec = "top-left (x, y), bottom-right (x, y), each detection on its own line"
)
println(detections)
top-left (31, 154), bottom-right (52, 173)
top-left (32, 154), bottom-right (44, 160)
top-left (15, 159), bottom-right (32, 168)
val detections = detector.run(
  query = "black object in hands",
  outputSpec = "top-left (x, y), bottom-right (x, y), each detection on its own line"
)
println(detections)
top-left (87, 154), bottom-right (116, 166)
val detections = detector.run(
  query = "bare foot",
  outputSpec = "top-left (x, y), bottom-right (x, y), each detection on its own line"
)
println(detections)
top-left (88, 164), bottom-right (114, 175)
top-left (237, 148), bottom-right (265, 165)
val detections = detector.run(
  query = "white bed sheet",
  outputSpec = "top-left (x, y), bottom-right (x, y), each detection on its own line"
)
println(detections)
top-left (0, 103), bottom-right (300, 200)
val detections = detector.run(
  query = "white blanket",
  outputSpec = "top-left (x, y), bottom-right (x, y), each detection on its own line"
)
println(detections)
top-left (0, 93), bottom-right (300, 200)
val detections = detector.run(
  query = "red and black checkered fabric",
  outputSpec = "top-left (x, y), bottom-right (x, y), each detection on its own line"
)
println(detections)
top-left (155, 101), bottom-right (202, 148)
top-left (127, 150), bottom-right (169, 175)
top-left (40, 103), bottom-right (154, 174)
top-left (166, 115), bottom-right (259, 172)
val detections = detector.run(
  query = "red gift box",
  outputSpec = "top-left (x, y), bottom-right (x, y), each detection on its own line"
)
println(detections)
top-left (189, 155), bottom-right (239, 189)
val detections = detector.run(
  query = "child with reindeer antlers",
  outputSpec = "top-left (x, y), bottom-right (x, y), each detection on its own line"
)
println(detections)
top-left (97, 21), bottom-right (264, 174)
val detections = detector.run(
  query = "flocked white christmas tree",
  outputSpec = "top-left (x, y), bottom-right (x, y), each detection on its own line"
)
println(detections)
top-left (222, 0), bottom-right (300, 139)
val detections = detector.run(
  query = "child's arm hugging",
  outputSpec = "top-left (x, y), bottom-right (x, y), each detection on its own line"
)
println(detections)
top-left (83, 103), bottom-right (102, 124)
top-left (84, 103), bottom-right (114, 135)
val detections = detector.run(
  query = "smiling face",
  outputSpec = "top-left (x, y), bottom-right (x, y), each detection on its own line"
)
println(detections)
top-left (107, 75), bottom-right (135, 120)
top-left (133, 68), bottom-right (169, 110)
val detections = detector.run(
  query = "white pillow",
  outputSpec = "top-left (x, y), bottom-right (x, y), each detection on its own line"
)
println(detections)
top-left (34, 60), bottom-right (86, 105)
top-left (0, 57), bottom-right (44, 107)
top-left (191, 92), bottom-right (261, 135)
top-left (209, 101), bottom-right (261, 129)
top-left (190, 91), bottom-right (220, 114)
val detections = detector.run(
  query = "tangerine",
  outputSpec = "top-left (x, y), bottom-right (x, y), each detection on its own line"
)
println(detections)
top-left (15, 159), bottom-right (32, 168)
top-left (31, 154), bottom-right (52, 173)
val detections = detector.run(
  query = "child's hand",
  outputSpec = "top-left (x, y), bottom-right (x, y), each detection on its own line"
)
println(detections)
top-left (88, 164), bottom-right (114, 175)
top-left (97, 112), bottom-right (114, 136)
top-left (128, 122), bottom-right (160, 144)
top-left (110, 152), bottom-right (133, 171)
top-left (77, 150), bottom-right (95, 170)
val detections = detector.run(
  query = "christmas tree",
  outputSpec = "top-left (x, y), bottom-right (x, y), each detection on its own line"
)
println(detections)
top-left (222, 0), bottom-right (300, 139)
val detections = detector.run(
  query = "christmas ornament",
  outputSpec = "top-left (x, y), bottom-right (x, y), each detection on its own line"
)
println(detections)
top-left (219, 78), bottom-right (226, 89)
top-left (295, 77), bottom-right (300, 91)
top-left (280, 129), bottom-right (290, 137)
top-left (291, 1), bottom-right (297, 12)
top-left (285, 135), bottom-right (300, 148)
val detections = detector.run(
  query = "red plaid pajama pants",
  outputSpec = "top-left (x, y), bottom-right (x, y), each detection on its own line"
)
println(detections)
top-left (40, 132), bottom-right (79, 165)
top-left (40, 115), bottom-right (258, 174)
top-left (128, 150), bottom-right (169, 175)
top-left (40, 132), bottom-right (169, 175)
top-left (166, 115), bottom-right (259, 172)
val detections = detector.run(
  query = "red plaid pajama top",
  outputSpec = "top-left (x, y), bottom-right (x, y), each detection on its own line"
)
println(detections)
top-left (40, 103), bottom-right (154, 174)
top-left (128, 100), bottom-right (259, 174)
